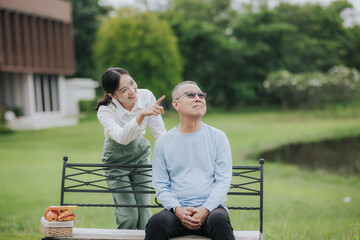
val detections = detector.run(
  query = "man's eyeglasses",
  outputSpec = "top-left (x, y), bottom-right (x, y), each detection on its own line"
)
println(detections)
top-left (174, 91), bottom-right (207, 100)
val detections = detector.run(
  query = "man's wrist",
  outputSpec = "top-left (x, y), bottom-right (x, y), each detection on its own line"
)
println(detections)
top-left (202, 206), bottom-right (210, 213)
top-left (170, 207), bottom-right (178, 214)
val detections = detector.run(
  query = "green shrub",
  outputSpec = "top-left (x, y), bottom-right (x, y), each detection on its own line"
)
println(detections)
top-left (0, 105), bottom-right (5, 123)
top-left (264, 66), bottom-right (360, 111)
top-left (0, 106), bottom-right (13, 134)
top-left (0, 124), bottom-right (13, 135)
top-left (79, 99), bottom-right (98, 113)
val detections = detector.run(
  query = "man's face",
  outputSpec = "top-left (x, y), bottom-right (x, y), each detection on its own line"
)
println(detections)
top-left (172, 84), bottom-right (207, 118)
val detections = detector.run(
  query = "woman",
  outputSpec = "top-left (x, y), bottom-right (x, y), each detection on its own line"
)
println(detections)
top-left (95, 67), bottom-right (166, 229)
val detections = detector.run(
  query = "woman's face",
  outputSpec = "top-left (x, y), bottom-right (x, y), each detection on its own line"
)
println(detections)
top-left (110, 74), bottom-right (138, 110)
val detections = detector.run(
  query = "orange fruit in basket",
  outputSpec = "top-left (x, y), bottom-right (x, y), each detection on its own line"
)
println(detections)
top-left (45, 210), bottom-right (59, 221)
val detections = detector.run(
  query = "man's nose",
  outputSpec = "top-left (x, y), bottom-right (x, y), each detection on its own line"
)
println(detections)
top-left (194, 94), bottom-right (202, 101)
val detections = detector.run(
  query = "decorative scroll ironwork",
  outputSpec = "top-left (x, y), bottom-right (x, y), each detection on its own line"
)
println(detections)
top-left (60, 156), bottom-right (264, 233)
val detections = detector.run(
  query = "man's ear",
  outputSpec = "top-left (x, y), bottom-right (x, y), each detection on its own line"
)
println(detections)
top-left (172, 100), bottom-right (179, 111)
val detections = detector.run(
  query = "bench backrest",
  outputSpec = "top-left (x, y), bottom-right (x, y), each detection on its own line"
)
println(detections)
top-left (60, 156), bottom-right (264, 233)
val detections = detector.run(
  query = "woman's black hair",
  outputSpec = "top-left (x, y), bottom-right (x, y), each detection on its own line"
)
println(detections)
top-left (94, 67), bottom-right (130, 111)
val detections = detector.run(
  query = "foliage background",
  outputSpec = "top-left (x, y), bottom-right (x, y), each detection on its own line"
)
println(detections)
top-left (94, 7), bottom-right (183, 102)
top-left (68, 0), bottom-right (360, 110)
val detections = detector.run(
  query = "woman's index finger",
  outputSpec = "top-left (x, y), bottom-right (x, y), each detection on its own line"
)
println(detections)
top-left (155, 95), bottom-right (165, 105)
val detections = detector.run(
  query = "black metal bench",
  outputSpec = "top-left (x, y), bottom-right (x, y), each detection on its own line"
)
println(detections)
top-left (44, 156), bottom-right (265, 240)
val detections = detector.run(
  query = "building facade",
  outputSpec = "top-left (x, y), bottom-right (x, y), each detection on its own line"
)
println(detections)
top-left (0, 0), bottom-right (97, 130)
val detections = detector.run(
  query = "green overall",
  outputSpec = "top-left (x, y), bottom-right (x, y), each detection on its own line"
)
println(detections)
top-left (101, 136), bottom-right (152, 229)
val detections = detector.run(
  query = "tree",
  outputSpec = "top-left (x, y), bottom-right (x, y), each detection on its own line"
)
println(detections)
top-left (341, 25), bottom-right (360, 70)
top-left (68, 0), bottom-right (111, 79)
top-left (94, 7), bottom-right (182, 103)
top-left (272, 1), bottom-right (353, 72)
top-left (156, 0), bottom-right (360, 108)
top-left (160, 0), bottom-right (249, 108)
top-left (230, 0), bottom-right (359, 107)
top-left (228, 6), bottom-right (299, 106)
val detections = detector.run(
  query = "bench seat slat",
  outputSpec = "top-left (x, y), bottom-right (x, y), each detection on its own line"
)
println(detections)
top-left (48, 228), bottom-right (260, 240)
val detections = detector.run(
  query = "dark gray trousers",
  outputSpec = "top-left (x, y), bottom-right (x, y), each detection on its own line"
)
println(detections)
top-left (145, 206), bottom-right (235, 240)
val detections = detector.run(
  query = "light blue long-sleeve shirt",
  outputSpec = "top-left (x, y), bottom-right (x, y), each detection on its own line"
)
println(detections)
top-left (152, 122), bottom-right (232, 212)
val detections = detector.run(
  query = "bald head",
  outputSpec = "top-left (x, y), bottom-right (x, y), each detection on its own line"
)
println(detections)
top-left (172, 81), bottom-right (199, 100)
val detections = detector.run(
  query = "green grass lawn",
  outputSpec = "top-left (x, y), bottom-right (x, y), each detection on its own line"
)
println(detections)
top-left (0, 108), bottom-right (359, 240)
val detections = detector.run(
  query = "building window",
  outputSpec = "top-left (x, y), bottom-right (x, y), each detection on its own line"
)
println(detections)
top-left (33, 74), bottom-right (59, 113)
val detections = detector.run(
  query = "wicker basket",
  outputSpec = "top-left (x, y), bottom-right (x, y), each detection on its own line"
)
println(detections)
top-left (41, 217), bottom-right (73, 237)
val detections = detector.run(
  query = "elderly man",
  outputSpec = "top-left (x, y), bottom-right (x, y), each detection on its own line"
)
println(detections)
top-left (145, 81), bottom-right (235, 240)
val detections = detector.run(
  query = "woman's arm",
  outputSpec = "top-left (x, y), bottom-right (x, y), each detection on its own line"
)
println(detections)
top-left (97, 107), bottom-right (143, 145)
top-left (136, 95), bottom-right (165, 127)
